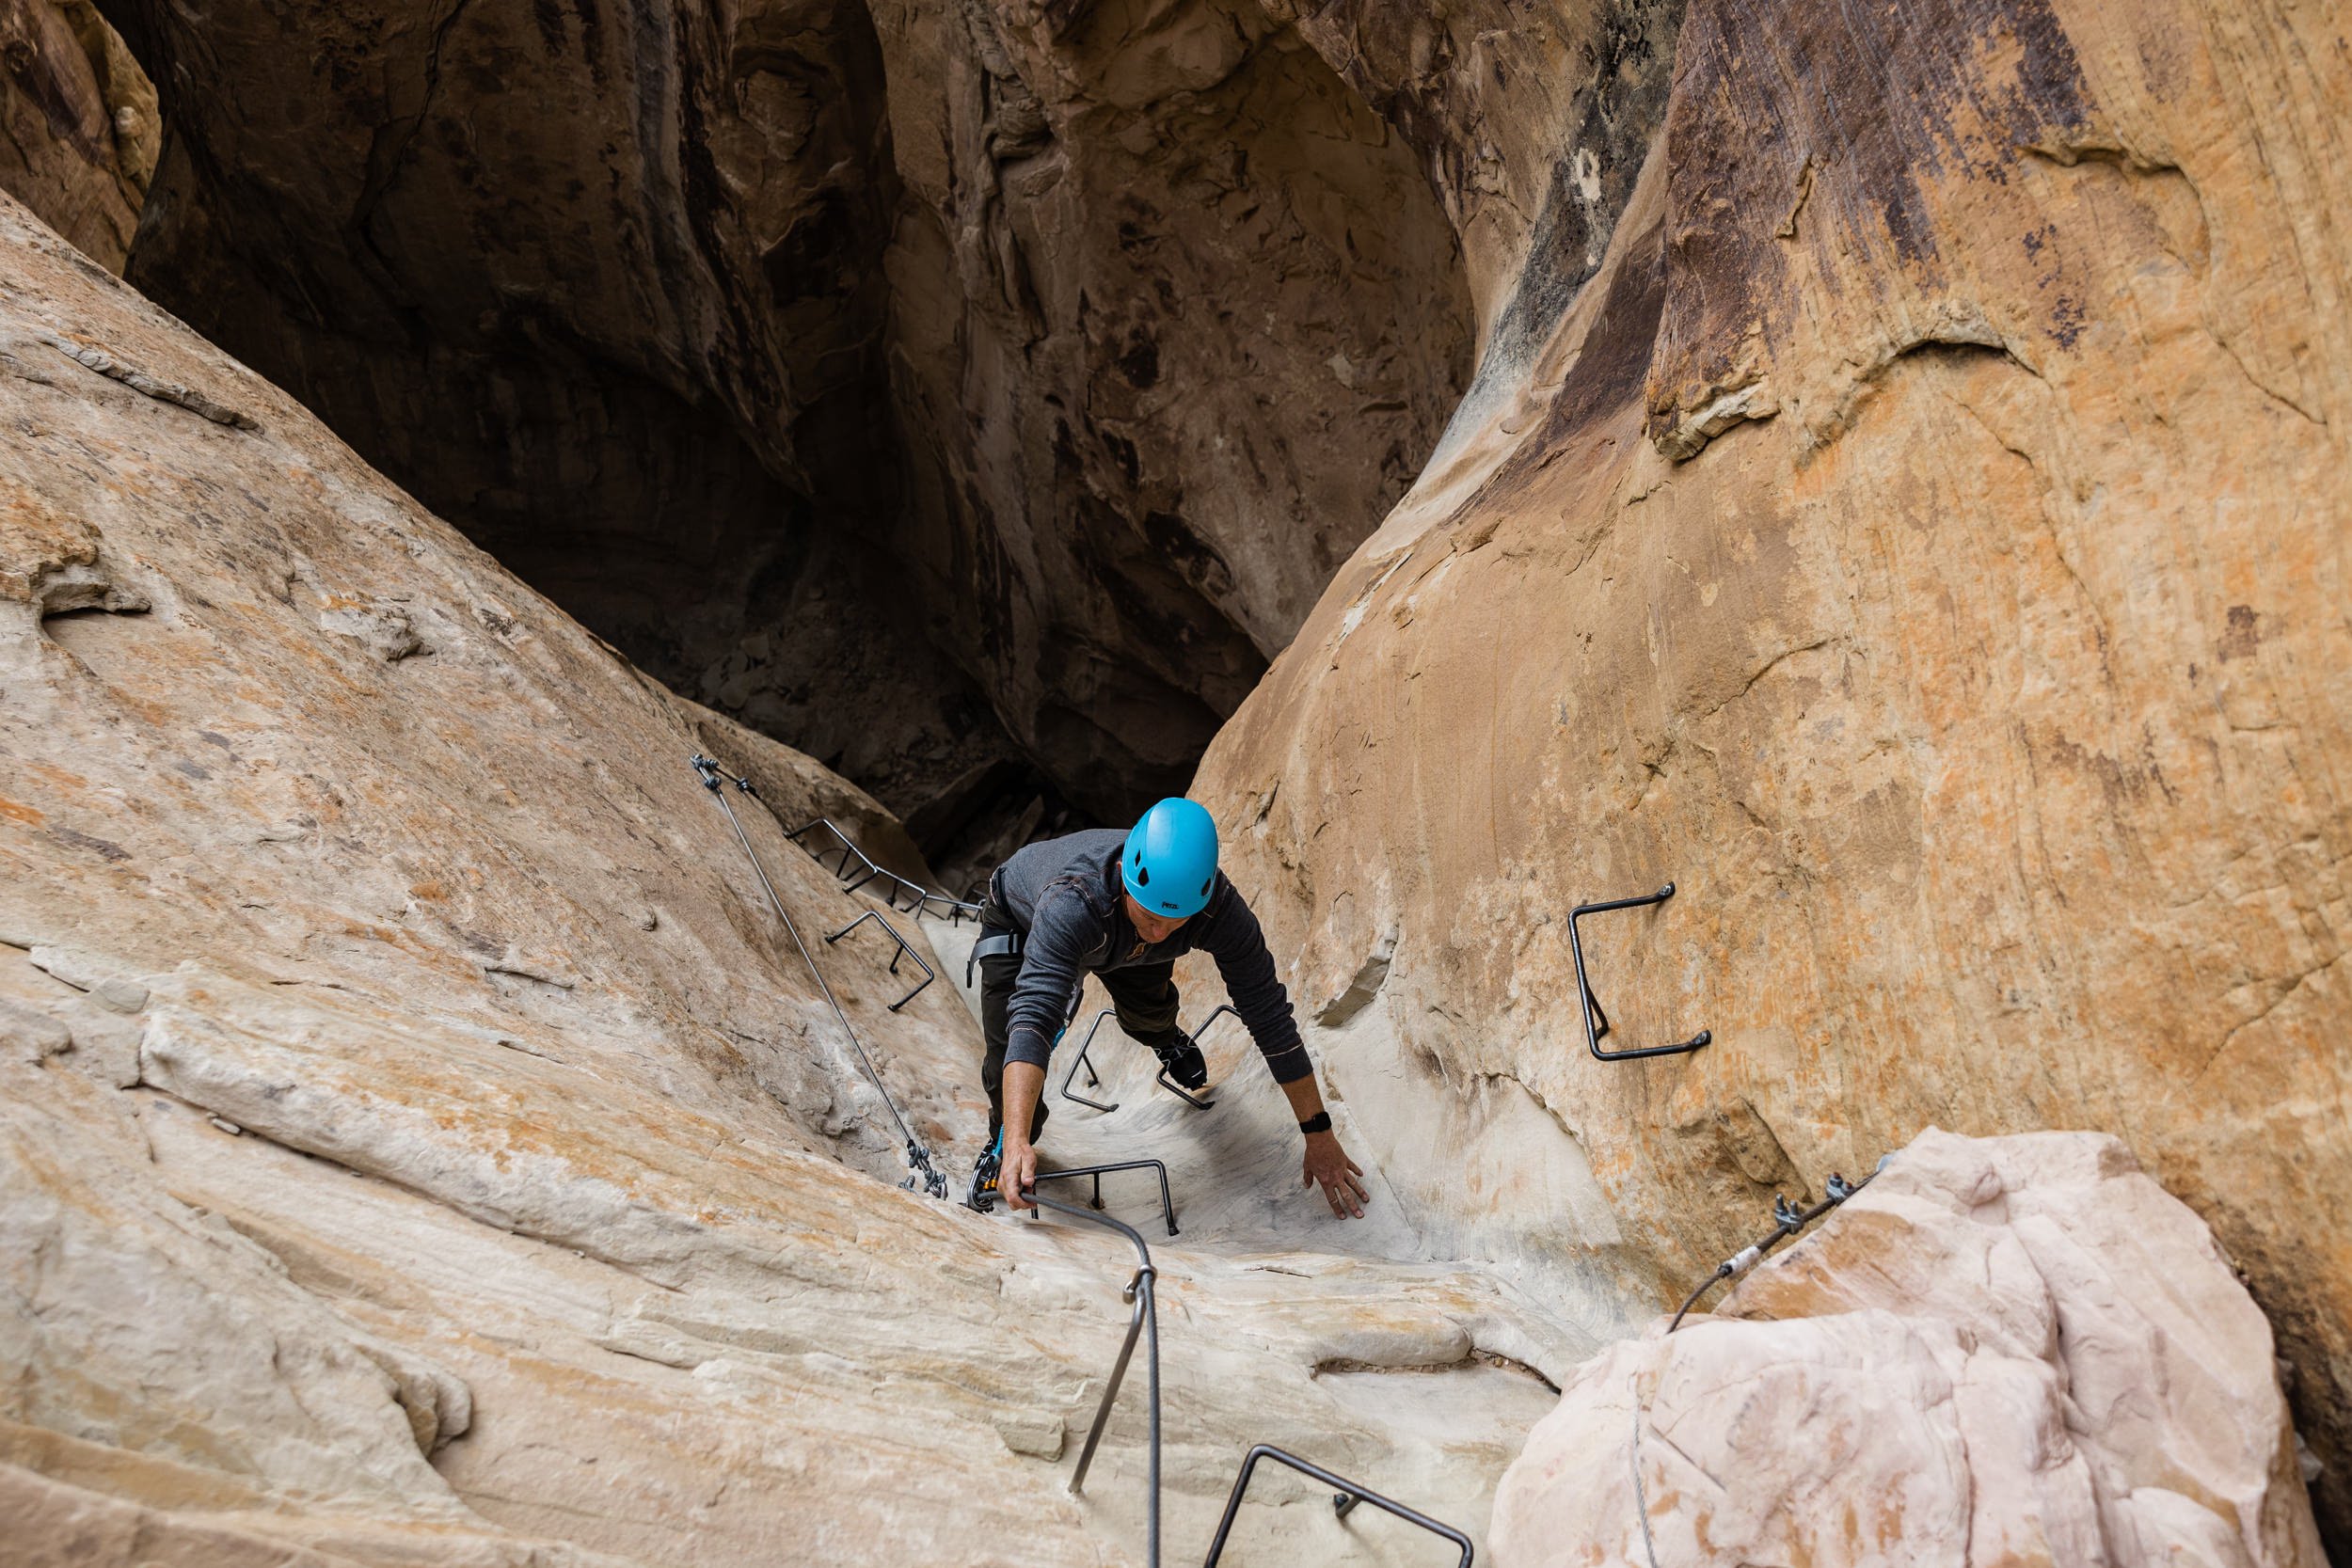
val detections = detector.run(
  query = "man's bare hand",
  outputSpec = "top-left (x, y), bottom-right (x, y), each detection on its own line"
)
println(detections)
top-left (1302, 1132), bottom-right (1369, 1218)
top-left (1002, 1137), bottom-right (1040, 1211)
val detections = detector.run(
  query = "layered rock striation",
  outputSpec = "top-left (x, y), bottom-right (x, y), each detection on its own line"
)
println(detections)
top-left (3, 0), bottom-right (2345, 1556)
top-left (1200, 0), bottom-right (2352, 1544)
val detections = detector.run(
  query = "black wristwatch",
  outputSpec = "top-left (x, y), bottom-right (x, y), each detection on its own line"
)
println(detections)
top-left (1297, 1111), bottom-right (1332, 1135)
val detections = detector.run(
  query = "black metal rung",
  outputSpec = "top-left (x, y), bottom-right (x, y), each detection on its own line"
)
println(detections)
top-left (1028, 1158), bottom-right (1179, 1236)
top-left (824, 909), bottom-right (935, 1011)
top-left (1059, 1009), bottom-right (1122, 1113)
top-left (1567, 881), bottom-right (1710, 1061)
top-left (1205, 1445), bottom-right (1472, 1568)
top-left (1060, 1003), bottom-right (1245, 1113)
top-left (1155, 1068), bottom-right (1216, 1110)
top-left (784, 817), bottom-right (985, 924)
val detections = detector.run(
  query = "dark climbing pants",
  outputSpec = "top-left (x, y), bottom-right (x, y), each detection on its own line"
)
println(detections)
top-left (977, 917), bottom-right (1184, 1142)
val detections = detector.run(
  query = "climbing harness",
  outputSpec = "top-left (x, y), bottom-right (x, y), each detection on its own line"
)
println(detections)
top-left (1202, 1445), bottom-right (1475, 1568)
top-left (1059, 1004), bottom-right (1235, 1114)
top-left (1667, 1158), bottom-right (1890, 1331)
top-left (966, 928), bottom-right (1023, 985)
top-left (1570, 883), bottom-right (1712, 1061)
top-left (689, 754), bottom-right (948, 1200)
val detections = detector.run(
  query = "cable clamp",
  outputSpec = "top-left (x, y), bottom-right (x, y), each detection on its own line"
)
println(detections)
top-left (902, 1141), bottom-right (949, 1201)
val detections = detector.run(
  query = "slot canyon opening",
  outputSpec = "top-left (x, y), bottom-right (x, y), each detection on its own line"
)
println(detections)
top-left (84, 0), bottom-right (1472, 884)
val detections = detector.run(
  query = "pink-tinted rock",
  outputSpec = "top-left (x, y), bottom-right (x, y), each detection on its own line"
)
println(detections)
top-left (1491, 1130), bottom-right (2326, 1568)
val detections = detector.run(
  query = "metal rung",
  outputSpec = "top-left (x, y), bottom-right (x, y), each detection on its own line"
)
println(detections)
top-left (1568, 882), bottom-right (1711, 1062)
top-left (1203, 1444), bottom-right (1474, 1567)
top-left (1060, 1009), bottom-right (1122, 1112)
top-left (1024, 1158), bottom-right (1179, 1236)
top-left (825, 909), bottom-right (936, 1011)
top-left (1059, 1002), bottom-right (1246, 1113)
top-left (1156, 1068), bottom-right (1215, 1110)
top-left (1024, 1189), bottom-right (1162, 1566)
top-left (785, 816), bottom-right (984, 924)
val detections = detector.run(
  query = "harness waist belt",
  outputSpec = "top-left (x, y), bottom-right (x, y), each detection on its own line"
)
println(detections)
top-left (967, 929), bottom-right (1023, 986)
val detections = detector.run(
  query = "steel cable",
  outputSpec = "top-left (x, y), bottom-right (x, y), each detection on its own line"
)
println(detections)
top-left (691, 755), bottom-right (943, 1196)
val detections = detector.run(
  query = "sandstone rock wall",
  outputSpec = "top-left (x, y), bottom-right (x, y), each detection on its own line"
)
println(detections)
top-left (1198, 0), bottom-right (2352, 1544)
top-left (870, 0), bottom-right (1471, 814)
top-left (92, 0), bottom-right (1044, 842)
top-left (90, 0), bottom-right (1472, 832)
top-left (1490, 1131), bottom-right (2327, 1567)
top-left (0, 190), bottom-right (1591, 1566)
top-left (0, 0), bottom-right (154, 269)
top-left (1275, 0), bottom-right (1686, 420)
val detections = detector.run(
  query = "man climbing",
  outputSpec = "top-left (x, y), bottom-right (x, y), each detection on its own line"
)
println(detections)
top-left (965, 797), bottom-right (1371, 1220)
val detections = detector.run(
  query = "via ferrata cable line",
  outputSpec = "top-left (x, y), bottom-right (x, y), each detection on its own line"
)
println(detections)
top-left (690, 753), bottom-right (948, 1199)
top-left (1668, 1156), bottom-right (1892, 1331)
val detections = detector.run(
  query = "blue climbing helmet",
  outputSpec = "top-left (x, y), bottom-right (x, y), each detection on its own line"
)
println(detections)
top-left (1122, 798), bottom-right (1219, 919)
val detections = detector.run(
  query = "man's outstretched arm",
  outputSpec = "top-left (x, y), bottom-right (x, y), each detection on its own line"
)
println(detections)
top-left (1196, 886), bottom-right (1370, 1218)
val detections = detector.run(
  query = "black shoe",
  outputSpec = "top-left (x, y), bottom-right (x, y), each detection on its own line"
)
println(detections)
top-left (967, 1129), bottom-right (1003, 1212)
top-left (1151, 1031), bottom-right (1209, 1090)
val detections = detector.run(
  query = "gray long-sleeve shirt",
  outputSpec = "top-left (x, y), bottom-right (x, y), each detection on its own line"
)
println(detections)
top-left (993, 829), bottom-right (1311, 1082)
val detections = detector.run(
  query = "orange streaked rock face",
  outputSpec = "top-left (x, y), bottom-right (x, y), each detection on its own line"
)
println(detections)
top-left (0, 0), bottom-right (154, 271)
top-left (1200, 0), bottom-right (2351, 1544)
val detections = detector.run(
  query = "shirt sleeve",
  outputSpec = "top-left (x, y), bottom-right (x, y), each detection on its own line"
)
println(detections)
top-left (1002, 884), bottom-right (1092, 1070)
top-left (1203, 889), bottom-right (1312, 1084)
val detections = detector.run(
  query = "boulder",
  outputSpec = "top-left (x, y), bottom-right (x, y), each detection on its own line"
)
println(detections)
top-left (1490, 1130), bottom-right (2326, 1568)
